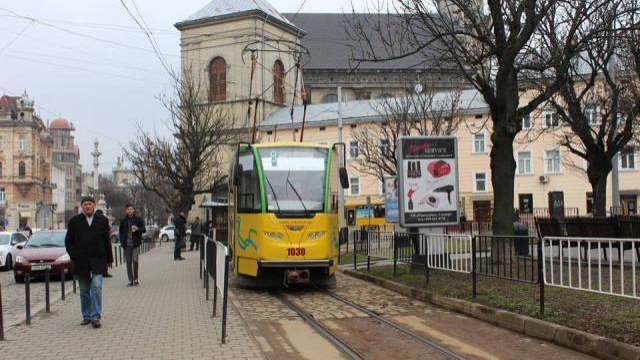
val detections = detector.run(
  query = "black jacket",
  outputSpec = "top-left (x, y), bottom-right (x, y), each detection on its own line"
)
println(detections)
top-left (174, 214), bottom-right (186, 239)
top-left (65, 212), bottom-right (113, 277)
top-left (119, 215), bottom-right (146, 248)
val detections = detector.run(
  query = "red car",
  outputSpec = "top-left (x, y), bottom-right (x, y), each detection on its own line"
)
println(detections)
top-left (13, 230), bottom-right (72, 283)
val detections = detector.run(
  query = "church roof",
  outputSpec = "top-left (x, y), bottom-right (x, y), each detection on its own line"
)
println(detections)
top-left (50, 118), bottom-right (72, 129)
top-left (259, 89), bottom-right (487, 130)
top-left (175, 0), bottom-right (303, 35)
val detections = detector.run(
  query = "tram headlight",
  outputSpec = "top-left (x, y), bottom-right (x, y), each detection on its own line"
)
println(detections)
top-left (264, 231), bottom-right (284, 241)
top-left (307, 231), bottom-right (326, 240)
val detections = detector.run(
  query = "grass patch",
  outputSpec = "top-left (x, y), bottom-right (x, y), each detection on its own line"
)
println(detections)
top-left (362, 264), bottom-right (640, 347)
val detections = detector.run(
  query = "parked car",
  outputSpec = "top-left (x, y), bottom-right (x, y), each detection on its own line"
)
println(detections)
top-left (159, 225), bottom-right (190, 242)
top-left (143, 225), bottom-right (160, 242)
top-left (13, 230), bottom-right (72, 283)
top-left (0, 231), bottom-right (29, 270)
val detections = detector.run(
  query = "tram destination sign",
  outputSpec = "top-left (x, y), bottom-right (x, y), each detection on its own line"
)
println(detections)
top-left (397, 136), bottom-right (460, 227)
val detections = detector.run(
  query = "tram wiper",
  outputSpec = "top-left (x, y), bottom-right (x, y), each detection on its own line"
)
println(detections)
top-left (286, 176), bottom-right (310, 215)
top-left (265, 176), bottom-right (282, 214)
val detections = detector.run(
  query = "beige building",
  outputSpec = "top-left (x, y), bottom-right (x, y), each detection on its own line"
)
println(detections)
top-left (257, 90), bottom-right (639, 220)
top-left (0, 92), bottom-right (55, 230)
top-left (49, 117), bottom-right (82, 223)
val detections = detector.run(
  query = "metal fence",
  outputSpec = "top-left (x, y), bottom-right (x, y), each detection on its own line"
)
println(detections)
top-left (200, 230), bottom-right (230, 344)
top-left (542, 237), bottom-right (640, 300)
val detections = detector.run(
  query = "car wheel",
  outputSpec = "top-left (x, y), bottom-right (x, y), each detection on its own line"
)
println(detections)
top-left (111, 234), bottom-right (118, 243)
top-left (14, 273), bottom-right (24, 283)
top-left (2, 254), bottom-right (11, 271)
top-left (162, 234), bottom-right (169, 242)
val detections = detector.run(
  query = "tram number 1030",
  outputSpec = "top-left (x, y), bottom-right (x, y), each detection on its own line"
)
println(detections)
top-left (287, 248), bottom-right (306, 256)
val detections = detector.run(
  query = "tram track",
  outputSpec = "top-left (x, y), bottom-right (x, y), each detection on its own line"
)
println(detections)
top-left (272, 287), bottom-right (469, 360)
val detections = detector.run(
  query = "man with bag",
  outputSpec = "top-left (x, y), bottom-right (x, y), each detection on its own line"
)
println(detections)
top-left (173, 211), bottom-right (186, 260)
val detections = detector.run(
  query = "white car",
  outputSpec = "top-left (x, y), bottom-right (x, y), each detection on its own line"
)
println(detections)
top-left (0, 231), bottom-right (30, 270)
top-left (159, 225), bottom-right (190, 242)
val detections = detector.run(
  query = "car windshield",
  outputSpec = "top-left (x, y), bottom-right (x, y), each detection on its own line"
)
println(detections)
top-left (0, 234), bottom-right (10, 245)
top-left (25, 232), bottom-right (66, 248)
top-left (259, 147), bottom-right (327, 213)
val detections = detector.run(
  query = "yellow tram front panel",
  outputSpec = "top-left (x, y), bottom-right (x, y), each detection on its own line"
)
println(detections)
top-left (234, 213), bottom-right (339, 277)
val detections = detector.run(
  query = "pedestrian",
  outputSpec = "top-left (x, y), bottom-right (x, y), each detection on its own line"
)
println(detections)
top-left (190, 216), bottom-right (202, 251)
top-left (513, 210), bottom-right (530, 256)
top-left (95, 209), bottom-right (113, 278)
top-left (64, 195), bottom-right (113, 329)
top-left (173, 211), bottom-right (186, 260)
top-left (119, 204), bottom-right (146, 286)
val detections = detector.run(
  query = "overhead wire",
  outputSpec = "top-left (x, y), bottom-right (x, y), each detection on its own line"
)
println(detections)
top-left (0, 20), bottom-right (33, 55)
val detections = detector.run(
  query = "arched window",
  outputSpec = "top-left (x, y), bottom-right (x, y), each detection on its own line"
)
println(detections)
top-left (209, 57), bottom-right (227, 101)
top-left (273, 60), bottom-right (285, 104)
top-left (18, 161), bottom-right (26, 177)
top-left (0, 162), bottom-right (3, 177)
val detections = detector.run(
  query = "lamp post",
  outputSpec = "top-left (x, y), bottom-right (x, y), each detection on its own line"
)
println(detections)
top-left (50, 203), bottom-right (57, 229)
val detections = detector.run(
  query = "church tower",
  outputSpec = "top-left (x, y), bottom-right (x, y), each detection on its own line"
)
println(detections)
top-left (174, 0), bottom-right (307, 128)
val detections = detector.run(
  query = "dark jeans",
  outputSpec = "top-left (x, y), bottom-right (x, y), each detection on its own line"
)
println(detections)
top-left (174, 236), bottom-right (183, 259)
top-left (124, 245), bottom-right (139, 282)
top-left (190, 234), bottom-right (201, 251)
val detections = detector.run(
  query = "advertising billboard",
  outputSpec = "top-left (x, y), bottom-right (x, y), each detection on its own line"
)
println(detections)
top-left (384, 175), bottom-right (399, 223)
top-left (397, 136), bottom-right (460, 227)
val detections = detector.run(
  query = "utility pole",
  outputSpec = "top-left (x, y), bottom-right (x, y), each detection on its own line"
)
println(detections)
top-left (337, 87), bottom-right (345, 229)
top-left (610, 53), bottom-right (620, 214)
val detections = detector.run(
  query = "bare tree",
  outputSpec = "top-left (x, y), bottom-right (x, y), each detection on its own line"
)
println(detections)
top-left (124, 71), bottom-right (241, 215)
top-left (347, 0), bottom-right (621, 234)
top-left (352, 89), bottom-right (464, 181)
top-left (529, 0), bottom-right (640, 216)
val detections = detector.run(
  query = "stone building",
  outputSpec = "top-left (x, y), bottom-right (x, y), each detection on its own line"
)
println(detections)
top-left (49, 117), bottom-right (82, 223)
top-left (0, 92), bottom-right (55, 230)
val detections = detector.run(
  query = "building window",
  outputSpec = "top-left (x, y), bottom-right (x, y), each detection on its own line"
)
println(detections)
top-left (0, 188), bottom-right (4, 202)
top-left (0, 136), bottom-right (3, 150)
top-left (273, 60), bottom-right (285, 104)
top-left (585, 104), bottom-right (600, 125)
top-left (349, 141), bottom-right (359, 159)
top-left (350, 177), bottom-right (360, 196)
top-left (474, 172), bottom-right (487, 192)
top-left (522, 114), bottom-right (532, 129)
top-left (473, 133), bottom-right (486, 153)
top-left (209, 57), bottom-right (227, 102)
top-left (19, 135), bottom-right (26, 151)
top-left (379, 139), bottom-right (389, 157)
top-left (322, 93), bottom-right (338, 103)
top-left (517, 151), bottom-right (532, 174)
top-left (18, 161), bottom-right (26, 177)
top-left (545, 150), bottom-right (561, 173)
top-left (0, 162), bottom-right (2, 177)
top-left (620, 147), bottom-right (636, 170)
top-left (544, 112), bottom-right (560, 128)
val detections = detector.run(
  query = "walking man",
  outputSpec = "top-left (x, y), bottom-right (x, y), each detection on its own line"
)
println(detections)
top-left (190, 216), bottom-right (202, 251)
top-left (174, 211), bottom-right (186, 260)
top-left (119, 204), bottom-right (146, 286)
top-left (65, 196), bottom-right (113, 328)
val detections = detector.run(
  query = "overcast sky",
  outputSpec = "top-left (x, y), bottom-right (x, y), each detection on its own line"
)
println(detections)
top-left (0, 0), bottom-right (360, 172)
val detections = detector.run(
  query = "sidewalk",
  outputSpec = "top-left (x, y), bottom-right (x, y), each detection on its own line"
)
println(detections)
top-left (1, 245), bottom-right (265, 360)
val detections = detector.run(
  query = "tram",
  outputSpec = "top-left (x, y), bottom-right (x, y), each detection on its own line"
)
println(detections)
top-left (228, 142), bottom-right (349, 286)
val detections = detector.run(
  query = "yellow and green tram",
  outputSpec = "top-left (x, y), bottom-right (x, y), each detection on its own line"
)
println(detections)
top-left (228, 142), bottom-right (349, 286)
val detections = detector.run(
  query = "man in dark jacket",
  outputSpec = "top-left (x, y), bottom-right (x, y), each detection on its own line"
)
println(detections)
top-left (65, 195), bottom-right (113, 328)
top-left (190, 216), bottom-right (202, 251)
top-left (173, 212), bottom-right (186, 260)
top-left (119, 204), bottom-right (146, 286)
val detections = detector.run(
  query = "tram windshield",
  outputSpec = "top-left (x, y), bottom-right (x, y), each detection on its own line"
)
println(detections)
top-left (258, 147), bottom-right (327, 214)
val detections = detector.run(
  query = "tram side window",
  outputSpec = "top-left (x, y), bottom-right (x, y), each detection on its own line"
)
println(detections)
top-left (329, 149), bottom-right (339, 213)
top-left (237, 153), bottom-right (261, 213)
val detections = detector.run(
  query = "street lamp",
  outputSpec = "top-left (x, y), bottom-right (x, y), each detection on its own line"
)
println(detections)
top-left (50, 203), bottom-right (58, 229)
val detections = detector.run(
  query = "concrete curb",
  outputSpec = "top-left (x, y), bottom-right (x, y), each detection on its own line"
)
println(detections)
top-left (342, 269), bottom-right (640, 360)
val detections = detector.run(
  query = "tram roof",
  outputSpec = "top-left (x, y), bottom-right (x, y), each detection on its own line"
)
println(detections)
top-left (247, 141), bottom-right (332, 149)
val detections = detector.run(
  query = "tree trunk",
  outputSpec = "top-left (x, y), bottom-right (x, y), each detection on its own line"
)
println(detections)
top-left (588, 166), bottom-right (611, 218)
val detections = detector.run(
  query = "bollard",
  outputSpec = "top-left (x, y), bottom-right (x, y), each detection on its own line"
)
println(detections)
top-left (119, 246), bottom-right (123, 264)
top-left (25, 274), bottom-right (31, 325)
top-left (73, 275), bottom-right (77, 294)
top-left (114, 246), bottom-right (118, 267)
top-left (0, 281), bottom-right (5, 340)
top-left (45, 268), bottom-right (51, 313)
top-left (60, 267), bottom-right (66, 300)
